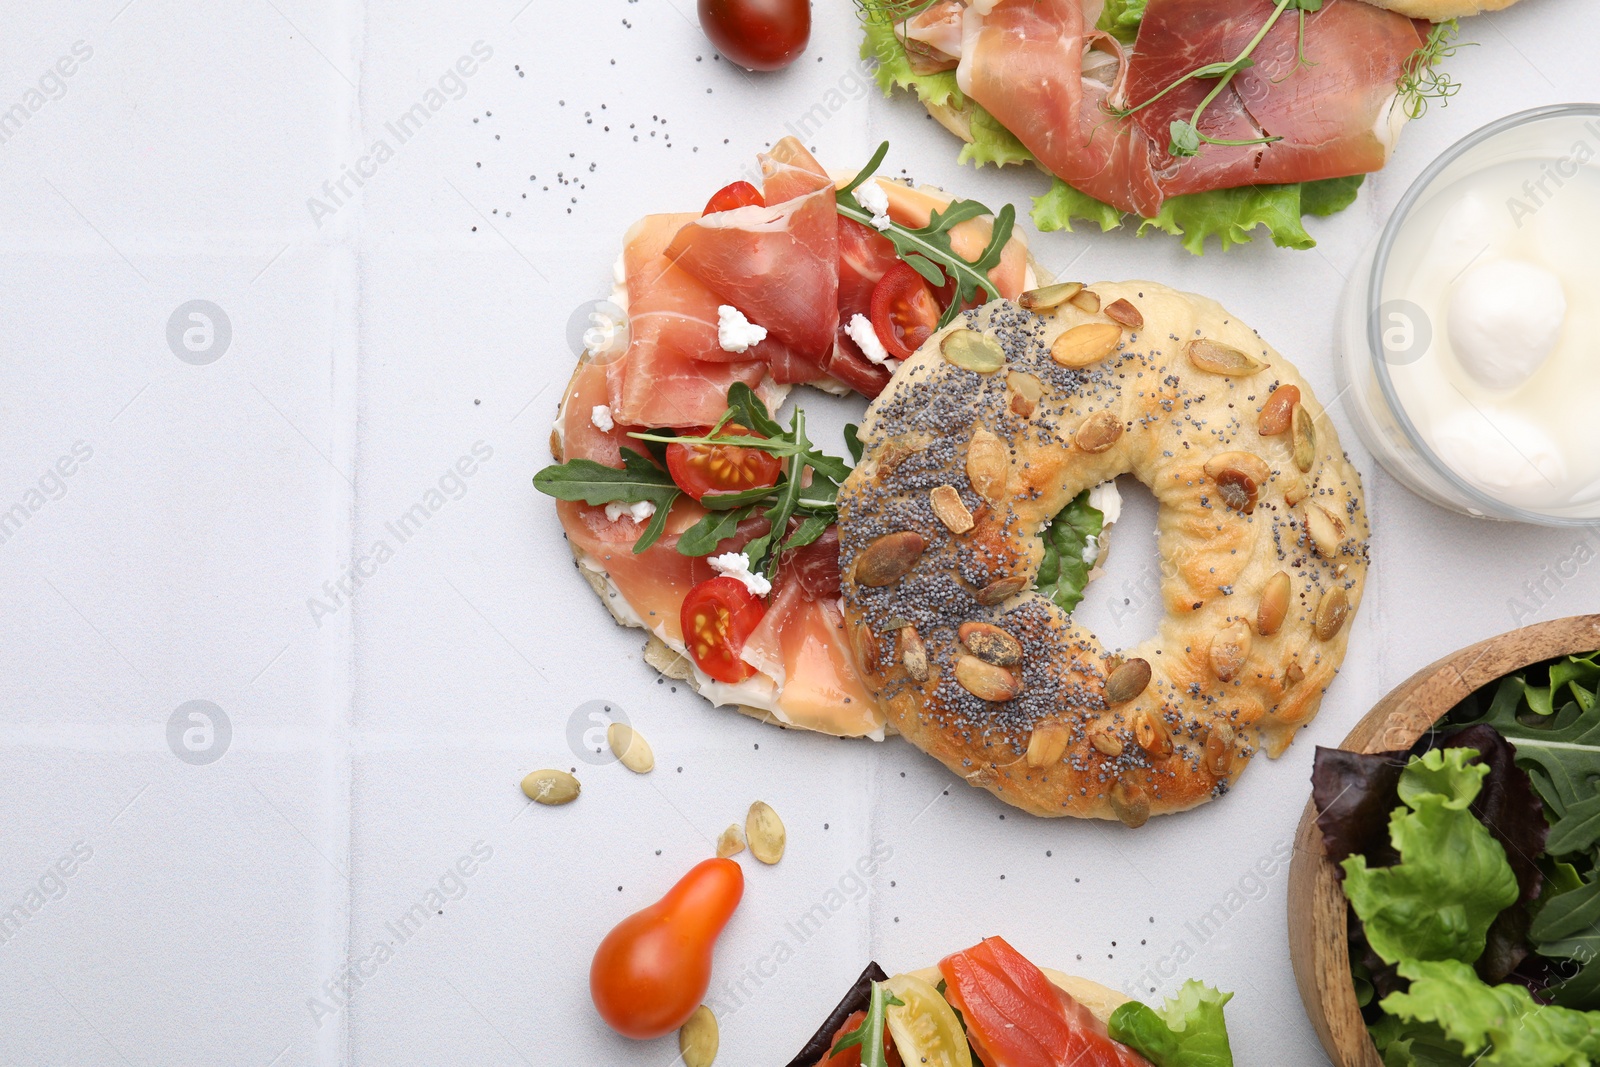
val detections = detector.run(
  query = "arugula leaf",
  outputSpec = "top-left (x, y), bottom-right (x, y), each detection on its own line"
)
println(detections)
top-left (1341, 748), bottom-right (1520, 967)
top-left (830, 981), bottom-right (903, 1067)
top-left (1035, 489), bottom-right (1104, 614)
top-left (1107, 980), bottom-right (1235, 1067)
top-left (837, 143), bottom-right (1017, 328)
top-left (725, 381), bottom-right (786, 440)
top-left (1096, 0), bottom-right (1147, 44)
top-left (1380, 959), bottom-right (1600, 1066)
top-left (532, 449), bottom-right (676, 506)
top-left (675, 505), bottom-right (758, 558)
top-left (844, 424), bottom-right (864, 464)
top-left (531, 449), bottom-right (685, 554)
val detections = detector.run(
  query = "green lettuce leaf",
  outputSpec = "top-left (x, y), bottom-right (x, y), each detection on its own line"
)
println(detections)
top-left (1107, 980), bottom-right (1234, 1067)
top-left (1096, 0), bottom-right (1148, 44)
top-left (1367, 1014), bottom-right (1466, 1067)
top-left (1380, 959), bottom-right (1600, 1066)
top-left (1341, 748), bottom-right (1520, 966)
top-left (1035, 489), bottom-right (1104, 614)
top-left (1032, 180), bottom-right (1124, 234)
top-left (957, 105), bottom-right (1035, 169)
top-left (859, 9), bottom-right (960, 107)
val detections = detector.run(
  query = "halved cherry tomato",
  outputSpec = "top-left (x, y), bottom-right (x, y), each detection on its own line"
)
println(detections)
top-left (816, 1009), bottom-right (903, 1067)
top-left (703, 180), bottom-right (765, 216)
top-left (681, 576), bottom-right (766, 683)
top-left (869, 262), bottom-right (942, 360)
top-left (665, 423), bottom-right (783, 502)
top-left (938, 937), bottom-right (1147, 1067)
top-left (698, 0), bottom-right (810, 71)
top-left (591, 858), bottom-right (745, 1040)
top-left (884, 973), bottom-right (972, 1067)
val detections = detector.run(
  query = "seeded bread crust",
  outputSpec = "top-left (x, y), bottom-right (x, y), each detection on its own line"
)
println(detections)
top-left (837, 285), bottom-right (1369, 824)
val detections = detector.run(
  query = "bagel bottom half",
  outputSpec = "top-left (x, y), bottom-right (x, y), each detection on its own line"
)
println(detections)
top-left (838, 285), bottom-right (1369, 824)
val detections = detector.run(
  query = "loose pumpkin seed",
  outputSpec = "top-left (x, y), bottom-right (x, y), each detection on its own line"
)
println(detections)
top-left (521, 769), bottom-right (580, 806)
top-left (1133, 710), bottom-right (1172, 758)
top-left (1204, 722), bottom-right (1237, 777)
top-left (680, 1005), bottom-right (719, 1067)
top-left (607, 723), bottom-right (655, 774)
top-left (975, 575), bottom-right (1028, 606)
top-left (1089, 726), bottom-right (1124, 757)
top-left (745, 801), bottom-right (786, 865)
top-left (940, 329), bottom-right (1006, 373)
top-left (1068, 288), bottom-right (1101, 313)
top-left (715, 823), bottom-right (745, 858)
top-left (1303, 504), bottom-right (1346, 558)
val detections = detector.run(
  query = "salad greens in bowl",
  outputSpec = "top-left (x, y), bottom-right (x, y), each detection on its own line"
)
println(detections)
top-left (1292, 618), bottom-right (1600, 1066)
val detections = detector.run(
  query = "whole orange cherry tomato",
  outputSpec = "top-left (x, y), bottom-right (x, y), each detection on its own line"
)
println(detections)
top-left (590, 857), bottom-right (745, 1039)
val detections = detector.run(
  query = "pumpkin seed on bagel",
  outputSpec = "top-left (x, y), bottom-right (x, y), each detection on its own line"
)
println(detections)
top-left (837, 283), bottom-right (1368, 823)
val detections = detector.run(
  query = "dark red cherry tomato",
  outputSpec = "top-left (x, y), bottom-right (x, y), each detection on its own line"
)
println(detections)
top-left (869, 262), bottom-right (942, 360)
top-left (698, 0), bottom-right (810, 72)
top-left (681, 577), bottom-right (766, 684)
top-left (703, 181), bottom-right (765, 215)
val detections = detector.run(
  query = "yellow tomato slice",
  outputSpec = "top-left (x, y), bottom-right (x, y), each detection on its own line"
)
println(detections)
top-left (885, 973), bottom-right (973, 1067)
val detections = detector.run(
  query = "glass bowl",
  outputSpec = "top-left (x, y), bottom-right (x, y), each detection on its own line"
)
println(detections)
top-left (1336, 103), bottom-right (1600, 525)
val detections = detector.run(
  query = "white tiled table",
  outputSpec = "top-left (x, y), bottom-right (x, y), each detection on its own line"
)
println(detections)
top-left (1, 1), bottom-right (1595, 1062)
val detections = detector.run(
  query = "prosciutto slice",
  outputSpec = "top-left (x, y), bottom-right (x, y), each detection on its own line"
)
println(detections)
top-left (953, 0), bottom-right (1428, 216)
top-left (1123, 0), bottom-right (1427, 196)
top-left (607, 213), bottom-right (777, 428)
top-left (666, 139), bottom-right (840, 366)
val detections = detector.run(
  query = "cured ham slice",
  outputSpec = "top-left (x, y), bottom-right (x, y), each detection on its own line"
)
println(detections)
top-left (608, 213), bottom-right (777, 428)
top-left (948, 0), bottom-right (1428, 216)
top-left (667, 139), bottom-right (841, 366)
top-left (739, 573), bottom-right (881, 736)
top-left (897, 0), bottom-right (964, 74)
top-left (1123, 0), bottom-right (1427, 196)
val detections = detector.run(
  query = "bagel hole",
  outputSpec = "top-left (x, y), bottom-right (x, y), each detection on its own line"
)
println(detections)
top-left (1070, 477), bottom-right (1165, 651)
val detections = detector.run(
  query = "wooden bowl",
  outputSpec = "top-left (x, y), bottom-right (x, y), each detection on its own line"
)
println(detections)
top-left (1287, 613), bottom-right (1600, 1067)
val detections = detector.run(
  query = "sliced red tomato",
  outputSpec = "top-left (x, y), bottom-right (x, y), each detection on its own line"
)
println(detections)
top-left (814, 1009), bottom-right (903, 1067)
top-left (665, 424), bottom-right (783, 502)
top-left (703, 180), bottom-right (765, 216)
top-left (938, 937), bottom-right (1151, 1067)
top-left (838, 215), bottom-right (900, 320)
top-left (681, 576), bottom-right (766, 684)
top-left (869, 262), bottom-right (942, 361)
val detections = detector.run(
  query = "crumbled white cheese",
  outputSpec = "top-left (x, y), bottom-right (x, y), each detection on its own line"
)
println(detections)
top-left (717, 305), bottom-right (768, 353)
top-left (604, 500), bottom-right (656, 524)
top-left (590, 404), bottom-right (615, 432)
top-left (858, 180), bottom-right (893, 231)
top-left (708, 551), bottom-right (772, 597)
top-left (847, 313), bottom-right (893, 366)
